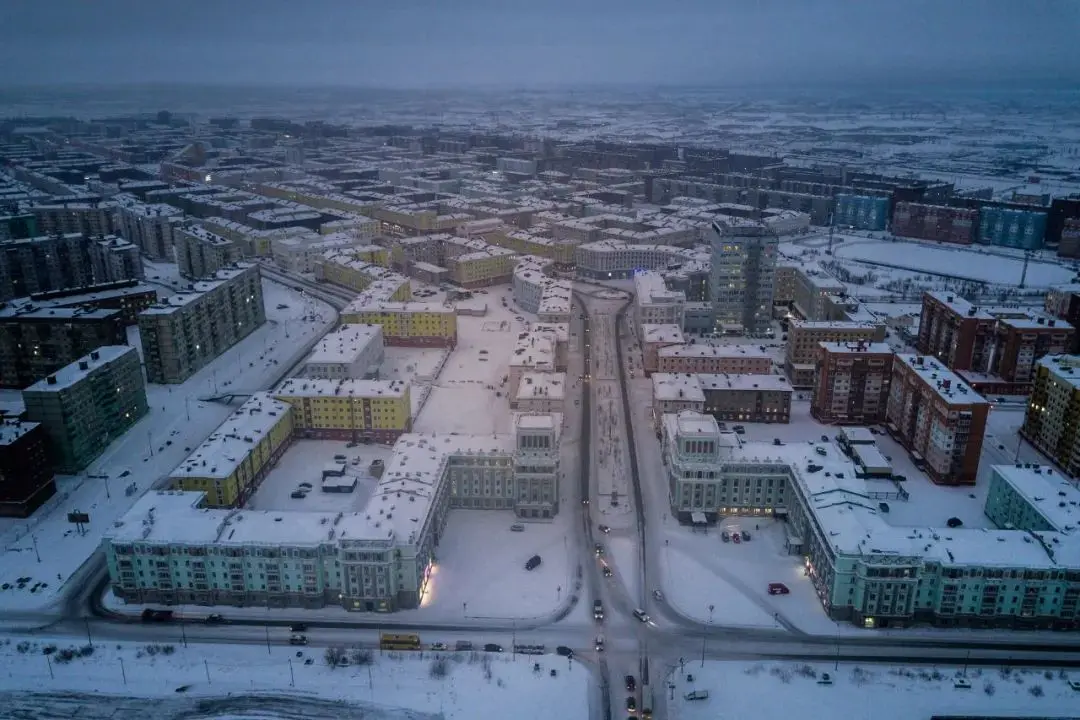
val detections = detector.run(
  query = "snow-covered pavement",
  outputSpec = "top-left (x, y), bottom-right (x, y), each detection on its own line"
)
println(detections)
top-left (0, 634), bottom-right (591, 720)
top-left (0, 280), bottom-right (335, 615)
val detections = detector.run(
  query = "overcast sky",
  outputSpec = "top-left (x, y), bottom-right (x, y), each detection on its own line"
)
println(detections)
top-left (0, 0), bottom-right (1077, 88)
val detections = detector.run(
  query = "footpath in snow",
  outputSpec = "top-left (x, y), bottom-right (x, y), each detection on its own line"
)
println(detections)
top-left (0, 635), bottom-right (590, 720)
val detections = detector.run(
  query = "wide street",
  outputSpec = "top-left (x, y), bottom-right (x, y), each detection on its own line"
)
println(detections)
top-left (6, 275), bottom-right (1080, 720)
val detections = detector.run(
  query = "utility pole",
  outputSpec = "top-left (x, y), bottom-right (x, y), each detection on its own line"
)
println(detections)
top-left (288, 659), bottom-right (295, 687)
top-left (32, 534), bottom-right (40, 563)
top-left (84, 618), bottom-right (93, 647)
top-left (265, 624), bottom-right (271, 655)
top-left (204, 659), bottom-right (211, 684)
top-left (119, 657), bottom-right (127, 685)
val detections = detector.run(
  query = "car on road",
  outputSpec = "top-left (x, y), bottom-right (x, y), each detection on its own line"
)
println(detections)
top-left (289, 635), bottom-right (308, 646)
top-left (429, 643), bottom-right (448, 651)
top-left (204, 613), bottom-right (225, 624)
top-left (626, 696), bottom-right (637, 713)
top-left (768, 582), bottom-right (790, 595)
top-left (483, 643), bottom-right (503, 653)
top-left (594, 543), bottom-right (604, 557)
top-left (141, 609), bottom-right (174, 623)
top-left (721, 531), bottom-right (730, 542)
top-left (556, 645), bottom-right (574, 658)
top-left (290, 623), bottom-right (308, 632)
top-left (598, 524), bottom-right (611, 534)
top-left (632, 608), bottom-right (650, 623)
top-left (652, 589), bottom-right (664, 602)
top-left (525, 554), bottom-right (542, 571)
top-left (595, 636), bottom-right (604, 652)
top-left (625, 675), bottom-right (636, 692)
top-left (732, 425), bottom-right (746, 434)
top-left (602, 565), bottom-right (613, 578)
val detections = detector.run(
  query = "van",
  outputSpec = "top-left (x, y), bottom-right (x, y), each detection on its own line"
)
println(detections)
top-left (510, 523), bottom-right (525, 532)
top-left (632, 608), bottom-right (650, 623)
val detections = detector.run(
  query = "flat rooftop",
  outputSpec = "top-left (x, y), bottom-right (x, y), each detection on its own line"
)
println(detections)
top-left (994, 464), bottom-right (1080, 534)
top-left (23, 345), bottom-right (135, 393)
top-left (275, 377), bottom-right (408, 399)
top-left (659, 343), bottom-right (770, 359)
top-left (304, 324), bottom-right (383, 365)
top-left (516, 371), bottom-right (566, 401)
top-left (819, 341), bottom-right (893, 355)
top-left (698, 373), bottom-right (792, 393)
top-left (652, 373), bottom-right (706, 403)
top-left (895, 354), bottom-right (987, 406)
top-left (0, 419), bottom-right (39, 445)
top-left (170, 393), bottom-right (292, 481)
top-left (642, 324), bottom-right (685, 345)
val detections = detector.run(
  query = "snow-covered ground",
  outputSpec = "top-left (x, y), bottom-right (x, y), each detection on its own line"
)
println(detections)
top-left (245, 440), bottom-right (393, 514)
top-left (0, 280), bottom-right (335, 614)
top-left (0, 634), bottom-right (590, 720)
top-left (668, 660), bottom-right (1080, 720)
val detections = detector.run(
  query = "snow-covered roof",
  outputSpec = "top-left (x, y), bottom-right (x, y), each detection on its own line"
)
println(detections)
top-left (23, 345), bottom-right (135, 393)
top-left (1037, 355), bottom-right (1080, 390)
top-left (275, 377), bottom-right (408, 399)
top-left (510, 331), bottom-right (557, 368)
top-left (819, 341), bottom-right (892, 355)
top-left (140, 263), bottom-right (257, 315)
top-left (304, 324), bottom-right (383, 365)
top-left (658, 343), bottom-right (769, 359)
top-left (0, 419), bottom-right (39, 445)
top-left (993, 464), bottom-right (1080, 534)
top-left (641, 324), bottom-right (685, 345)
top-left (652, 373), bottom-right (706, 403)
top-left (170, 393), bottom-right (292, 480)
top-left (697, 373), bottom-right (792, 393)
top-left (894, 354), bottom-right (987, 407)
top-left (516, 371), bottom-right (566, 401)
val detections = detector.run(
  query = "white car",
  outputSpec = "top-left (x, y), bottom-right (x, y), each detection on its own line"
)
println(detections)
top-left (429, 642), bottom-right (448, 651)
top-left (633, 609), bottom-right (650, 623)
top-left (652, 589), bottom-right (664, 602)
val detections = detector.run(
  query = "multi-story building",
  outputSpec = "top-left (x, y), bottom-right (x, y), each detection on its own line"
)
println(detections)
top-left (633, 271), bottom-right (686, 330)
top-left (271, 233), bottom-right (378, 274)
top-left (17, 280), bottom-right (158, 325)
top-left (446, 246), bottom-right (518, 288)
top-left (641, 324), bottom-right (685, 374)
top-left (301, 324), bottom-right (384, 380)
top-left (112, 197), bottom-right (184, 260)
top-left (0, 233), bottom-right (144, 301)
top-left (811, 341), bottom-right (894, 425)
top-left (709, 219), bottom-right (777, 334)
top-left (22, 345), bottom-right (148, 473)
top-left (273, 378), bottom-right (412, 443)
top-left (512, 256), bottom-right (573, 323)
top-left (657, 344), bottom-right (772, 375)
top-left (574, 240), bottom-right (707, 280)
top-left (1022, 355), bottom-right (1080, 476)
top-left (785, 320), bottom-right (886, 388)
top-left (31, 202), bottom-right (117, 237)
top-left (773, 264), bottom-right (797, 306)
top-left (892, 202), bottom-right (978, 245)
top-left (885, 354), bottom-right (989, 485)
top-left (174, 225), bottom-right (244, 279)
top-left (980, 316), bottom-right (1074, 391)
top-left (652, 372), bottom-right (792, 423)
top-left (1046, 283), bottom-right (1080, 353)
top-left (169, 393), bottom-right (295, 507)
top-left (658, 413), bottom-right (1080, 629)
top-left (917, 291), bottom-right (998, 371)
top-left (0, 306), bottom-right (127, 388)
top-left (0, 419), bottom-right (55, 517)
top-left (834, 194), bottom-right (890, 231)
top-left (106, 415), bottom-right (562, 611)
top-left (138, 263), bottom-right (266, 384)
top-left (792, 267), bottom-right (845, 322)
top-left (977, 207), bottom-right (1047, 250)
top-left (513, 371), bottom-right (566, 414)
top-left (509, 331), bottom-right (558, 393)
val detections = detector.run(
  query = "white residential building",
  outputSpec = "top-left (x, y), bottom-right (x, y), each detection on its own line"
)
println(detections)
top-left (301, 324), bottom-right (385, 380)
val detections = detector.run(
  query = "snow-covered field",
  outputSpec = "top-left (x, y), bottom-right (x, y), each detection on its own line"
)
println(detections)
top-left (0, 635), bottom-right (590, 720)
top-left (0, 280), bottom-right (335, 613)
top-left (245, 440), bottom-right (392, 514)
top-left (669, 660), bottom-right (1080, 720)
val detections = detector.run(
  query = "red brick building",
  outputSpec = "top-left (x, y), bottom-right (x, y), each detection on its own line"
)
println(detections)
top-left (811, 341), bottom-right (894, 425)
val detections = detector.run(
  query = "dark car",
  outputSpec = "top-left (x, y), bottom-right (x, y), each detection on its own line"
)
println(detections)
top-left (455, 640), bottom-right (473, 651)
top-left (484, 643), bottom-right (503, 653)
top-left (625, 675), bottom-right (637, 692)
top-left (626, 697), bottom-right (637, 712)
top-left (594, 543), bottom-right (604, 557)
top-left (556, 645), bottom-right (574, 657)
top-left (768, 582), bottom-right (790, 595)
top-left (205, 613), bottom-right (225, 624)
top-left (602, 565), bottom-right (613, 578)
top-left (141, 609), bottom-right (174, 622)
top-left (821, 434), bottom-right (829, 443)
top-left (741, 530), bottom-right (751, 541)
top-left (290, 623), bottom-right (308, 632)
top-left (525, 554), bottom-right (542, 571)
top-left (721, 531), bottom-right (730, 543)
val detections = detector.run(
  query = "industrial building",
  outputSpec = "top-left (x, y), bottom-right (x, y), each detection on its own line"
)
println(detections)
top-left (0, 419), bottom-right (55, 517)
top-left (22, 345), bottom-right (148, 473)
top-left (885, 354), bottom-right (989, 486)
top-left (811, 341), bottom-right (894, 425)
top-left (138, 263), bottom-right (266, 384)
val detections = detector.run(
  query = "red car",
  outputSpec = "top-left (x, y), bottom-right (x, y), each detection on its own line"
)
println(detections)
top-left (767, 583), bottom-right (790, 595)
top-left (732, 533), bottom-right (741, 544)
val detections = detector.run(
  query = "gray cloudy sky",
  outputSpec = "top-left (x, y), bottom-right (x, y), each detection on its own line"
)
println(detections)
top-left (0, 0), bottom-right (1077, 88)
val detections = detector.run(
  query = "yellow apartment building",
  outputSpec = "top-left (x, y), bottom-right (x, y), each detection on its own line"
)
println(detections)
top-left (273, 378), bottom-right (412, 442)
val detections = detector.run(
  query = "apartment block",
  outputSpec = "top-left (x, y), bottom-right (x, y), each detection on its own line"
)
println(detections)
top-left (17, 280), bottom-right (158, 325)
top-left (446, 246), bottom-right (518, 288)
top-left (0, 233), bottom-right (144, 301)
top-left (22, 345), bottom-right (148, 473)
top-left (0, 419), bottom-right (55, 517)
top-left (773, 264), bottom-right (797, 305)
top-left (112, 198), bottom-right (184, 260)
top-left (138, 263), bottom-right (266, 384)
top-left (785, 321), bottom-right (886, 388)
top-left (31, 202), bottom-right (117, 237)
top-left (811, 341), bottom-right (894, 425)
top-left (273, 378), bottom-right (412, 443)
top-left (885, 354), bottom-right (989, 486)
top-left (892, 202), bottom-right (977, 245)
top-left (174, 225), bottom-right (244, 279)
top-left (654, 372), bottom-right (792, 423)
top-left (641, 324), bottom-right (685, 374)
top-left (633, 271), bottom-right (686, 330)
top-left (1046, 283), bottom-right (1080, 353)
top-left (512, 256), bottom-right (572, 323)
top-left (792, 267), bottom-right (845, 322)
top-left (302, 324), bottom-right (384, 380)
top-left (169, 393), bottom-right (295, 507)
top-left (709, 219), bottom-right (778, 334)
top-left (1021, 355), bottom-right (1080, 476)
top-left (657, 344), bottom-right (773, 375)
top-left (0, 306), bottom-right (127, 388)
top-left (514, 371), bottom-right (566, 413)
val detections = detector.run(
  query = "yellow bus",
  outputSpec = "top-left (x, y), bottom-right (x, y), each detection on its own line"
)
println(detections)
top-left (380, 632), bottom-right (421, 650)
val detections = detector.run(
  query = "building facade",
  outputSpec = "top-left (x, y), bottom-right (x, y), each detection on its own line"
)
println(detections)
top-left (834, 194), bottom-right (889, 231)
top-left (0, 233), bottom-right (144, 301)
top-left (709, 219), bottom-right (777, 334)
top-left (273, 378), bottom-right (412, 444)
top-left (0, 420), bottom-right (55, 517)
top-left (302, 324), bottom-right (384, 380)
top-left (174, 225), bottom-right (244, 279)
top-left (657, 344), bottom-right (773, 375)
top-left (138, 263), bottom-right (266, 384)
top-left (1021, 355), bottom-right (1080, 476)
top-left (0, 306), bottom-right (127, 389)
top-left (811, 341), bottom-right (894, 425)
top-left (22, 345), bottom-right (148, 473)
top-left (785, 321), bottom-right (886, 388)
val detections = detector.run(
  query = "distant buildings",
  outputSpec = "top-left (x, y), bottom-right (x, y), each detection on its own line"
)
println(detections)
top-left (138, 263), bottom-right (266, 384)
top-left (0, 305), bottom-right (127, 389)
top-left (31, 203), bottom-right (117, 238)
top-left (23, 345), bottom-right (148, 473)
top-left (0, 233), bottom-right (143, 301)
top-left (708, 219), bottom-right (777, 335)
top-left (112, 197), bottom-right (184, 260)
top-left (0, 419), bottom-right (55, 517)
top-left (885, 354), bottom-right (989, 486)
top-left (977, 206), bottom-right (1047, 250)
top-left (633, 271), bottom-right (686, 329)
top-left (811, 341), bottom-right (894, 425)
top-left (174, 225), bottom-right (243, 279)
top-left (834, 194), bottom-right (889, 231)
top-left (891, 202), bottom-right (977, 245)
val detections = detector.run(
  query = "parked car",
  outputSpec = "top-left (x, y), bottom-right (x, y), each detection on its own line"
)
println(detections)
top-left (768, 582), bottom-right (790, 595)
top-left (741, 530), bottom-right (751, 541)
top-left (733, 425), bottom-right (746, 434)
top-left (556, 645), bottom-right (574, 658)
top-left (821, 434), bottom-right (829, 442)
top-left (510, 523), bottom-right (525, 532)
top-left (525, 554), bottom-right (542, 571)
top-left (204, 613), bottom-right (225, 624)
top-left (483, 643), bottom-right (503, 653)
top-left (625, 675), bottom-right (637, 692)
top-left (721, 531), bottom-right (730, 543)
top-left (289, 635), bottom-right (308, 646)
top-left (598, 524), bottom-right (611, 534)
top-left (430, 643), bottom-right (447, 651)
top-left (141, 609), bottom-right (174, 623)
top-left (455, 641), bottom-right (473, 651)
top-left (732, 533), bottom-right (741, 544)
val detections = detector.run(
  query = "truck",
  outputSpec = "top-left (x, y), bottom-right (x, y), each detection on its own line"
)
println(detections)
top-left (684, 690), bottom-right (709, 701)
top-left (593, 600), bottom-right (604, 621)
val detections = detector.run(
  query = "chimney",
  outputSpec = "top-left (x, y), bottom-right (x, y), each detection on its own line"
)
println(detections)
top-left (78, 361), bottom-right (89, 371)
top-left (46, 375), bottom-right (57, 385)
top-left (90, 350), bottom-right (100, 361)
